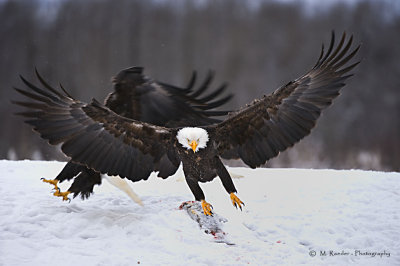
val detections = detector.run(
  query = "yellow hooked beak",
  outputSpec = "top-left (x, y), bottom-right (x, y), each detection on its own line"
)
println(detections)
top-left (189, 140), bottom-right (198, 152)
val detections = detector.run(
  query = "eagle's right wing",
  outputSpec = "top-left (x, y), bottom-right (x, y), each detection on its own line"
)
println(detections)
top-left (14, 75), bottom-right (180, 181)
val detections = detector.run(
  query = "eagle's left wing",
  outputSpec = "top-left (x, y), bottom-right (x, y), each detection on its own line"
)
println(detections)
top-left (13, 76), bottom-right (180, 181)
top-left (210, 32), bottom-right (360, 168)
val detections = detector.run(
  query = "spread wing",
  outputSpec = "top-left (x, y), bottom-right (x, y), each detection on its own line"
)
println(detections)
top-left (13, 75), bottom-right (180, 181)
top-left (211, 32), bottom-right (360, 168)
top-left (104, 66), bottom-right (232, 127)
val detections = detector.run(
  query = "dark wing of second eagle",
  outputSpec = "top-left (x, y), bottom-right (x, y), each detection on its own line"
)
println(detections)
top-left (105, 66), bottom-right (232, 127)
top-left (211, 32), bottom-right (360, 168)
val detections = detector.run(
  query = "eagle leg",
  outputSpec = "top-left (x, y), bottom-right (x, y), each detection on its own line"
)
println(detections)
top-left (230, 193), bottom-right (244, 210)
top-left (53, 188), bottom-right (71, 202)
top-left (41, 178), bottom-right (59, 191)
top-left (201, 200), bottom-right (213, 216)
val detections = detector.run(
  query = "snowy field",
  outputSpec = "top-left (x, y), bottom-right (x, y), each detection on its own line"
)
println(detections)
top-left (0, 160), bottom-right (399, 266)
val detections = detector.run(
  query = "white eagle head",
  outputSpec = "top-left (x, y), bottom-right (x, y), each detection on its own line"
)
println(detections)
top-left (177, 127), bottom-right (209, 153)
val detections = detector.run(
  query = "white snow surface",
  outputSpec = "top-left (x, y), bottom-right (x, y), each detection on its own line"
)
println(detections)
top-left (1, 160), bottom-right (399, 266)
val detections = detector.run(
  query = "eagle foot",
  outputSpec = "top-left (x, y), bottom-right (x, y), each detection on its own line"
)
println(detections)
top-left (230, 193), bottom-right (244, 210)
top-left (201, 200), bottom-right (213, 216)
top-left (41, 178), bottom-right (59, 191)
top-left (53, 189), bottom-right (71, 202)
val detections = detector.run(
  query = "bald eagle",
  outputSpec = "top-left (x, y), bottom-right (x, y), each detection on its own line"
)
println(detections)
top-left (14, 32), bottom-right (359, 216)
top-left (15, 67), bottom-right (232, 201)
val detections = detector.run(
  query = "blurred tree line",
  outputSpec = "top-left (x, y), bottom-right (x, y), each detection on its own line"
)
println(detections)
top-left (1, 0), bottom-right (399, 171)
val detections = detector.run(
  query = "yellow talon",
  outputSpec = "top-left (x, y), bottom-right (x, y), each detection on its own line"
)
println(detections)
top-left (41, 178), bottom-right (59, 190)
top-left (42, 178), bottom-right (71, 202)
top-left (230, 193), bottom-right (244, 210)
top-left (53, 189), bottom-right (71, 202)
top-left (201, 200), bottom-right (213, 216)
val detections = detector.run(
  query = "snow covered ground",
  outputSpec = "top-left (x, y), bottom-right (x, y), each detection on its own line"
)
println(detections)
top-left (0, 160), bottom-right (399, 266)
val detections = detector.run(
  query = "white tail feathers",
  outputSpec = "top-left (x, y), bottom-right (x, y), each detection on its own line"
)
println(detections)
top-left (106, 175), bottom-right (144, 206)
